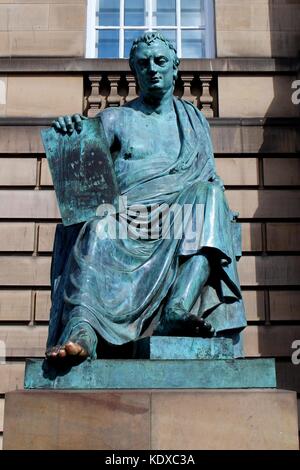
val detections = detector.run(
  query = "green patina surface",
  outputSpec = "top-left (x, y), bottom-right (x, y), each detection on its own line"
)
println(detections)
top-left (41, 119), bottom-right (118, 226)
top-left (25, 358), bottom-right (276, 390)
top-left (43, 32), bottom-right (248, 373)
top-left (135, 336), bottom-right (234, 359)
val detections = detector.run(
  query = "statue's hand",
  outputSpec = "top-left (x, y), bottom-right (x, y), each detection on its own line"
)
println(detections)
top-left (52, 114), bottom-right (88, 134)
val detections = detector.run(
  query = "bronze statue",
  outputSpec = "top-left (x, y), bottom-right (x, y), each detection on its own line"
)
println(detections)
top-left (45, 32), bottom-right (246, 361)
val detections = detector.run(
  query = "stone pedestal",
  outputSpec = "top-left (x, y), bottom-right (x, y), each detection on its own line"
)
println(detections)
top-left (3, 389), bottom-right (299, 450)
top-left (3, 339), bottom-right (299, 450)
top-left (24, 357), bottom-right (276, 389)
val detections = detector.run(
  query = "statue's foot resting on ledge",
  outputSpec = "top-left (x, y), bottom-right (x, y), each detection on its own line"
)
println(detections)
top-left (189, 316), bottom-right (215, 337)
top-left (45, 323), bottom-right (98, 360)
top-left (155, 314), bottom-right (215, 338)
top-left (46, 341), bottom-right (89, 359)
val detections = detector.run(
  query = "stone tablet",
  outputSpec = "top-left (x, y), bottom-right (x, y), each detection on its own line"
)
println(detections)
top-left (41, 118), bottom-right (118, 226)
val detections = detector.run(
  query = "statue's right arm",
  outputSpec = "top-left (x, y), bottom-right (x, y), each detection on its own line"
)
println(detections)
top-left (97, 108), bottom-right (119, 149)
top-left (52, 114), bottom-right (88, 134)
top-left (52, 109), bottom-right (118, 150)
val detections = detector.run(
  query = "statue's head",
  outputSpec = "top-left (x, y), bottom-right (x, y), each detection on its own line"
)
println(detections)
top-left (129, 31), bottom-right (180, 97)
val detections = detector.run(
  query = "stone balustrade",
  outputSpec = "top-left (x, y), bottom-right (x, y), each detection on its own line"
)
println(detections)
top-left (86, 72), bottom-right (216, 118)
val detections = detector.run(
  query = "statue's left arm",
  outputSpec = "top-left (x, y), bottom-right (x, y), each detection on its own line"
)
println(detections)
top-left (200, 112), bottom-right (225, 191)
top-left (190, 103), bottom-right (225, 191)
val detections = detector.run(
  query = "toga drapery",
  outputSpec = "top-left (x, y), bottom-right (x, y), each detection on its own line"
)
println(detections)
top-left (47, 98), bottom-right (247, 357)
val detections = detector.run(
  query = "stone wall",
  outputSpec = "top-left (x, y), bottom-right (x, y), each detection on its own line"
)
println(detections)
top-left (0, 75), bottom-right (83, 117)
top-left (0, 0), bottom-right (299, 449)
top-left (1, 0), bottom-right (300, 59)
top-left (0, 0), bottom-right (86, 56)
top-left (215, 0), bottom-right (300, 57)
top-left (0, 63), bottom-right (299, 445)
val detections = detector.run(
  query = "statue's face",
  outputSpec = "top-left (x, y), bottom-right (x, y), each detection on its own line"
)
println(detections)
top-left (133, 40), bottom-right (176, 97)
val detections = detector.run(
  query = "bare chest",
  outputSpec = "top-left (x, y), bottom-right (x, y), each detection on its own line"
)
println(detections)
top-left (118, 113), bottom-right (181, 162)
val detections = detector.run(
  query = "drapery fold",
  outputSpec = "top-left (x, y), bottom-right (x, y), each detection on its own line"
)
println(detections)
top-left (47, 98), bottom-right (247, 352)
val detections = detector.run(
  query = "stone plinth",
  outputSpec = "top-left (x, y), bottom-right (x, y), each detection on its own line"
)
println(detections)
top-left (7, 339), bottom-right (296, 450)
top-left (135, 336), bottom-right (235, 359)
top-left (24, 358), bottom-right (276, 389)
top-left (3, 389), bottom-right (299, 450)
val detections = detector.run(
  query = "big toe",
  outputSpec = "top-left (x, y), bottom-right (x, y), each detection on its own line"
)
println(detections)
top-left (65, 341), bottom-right (88, 357)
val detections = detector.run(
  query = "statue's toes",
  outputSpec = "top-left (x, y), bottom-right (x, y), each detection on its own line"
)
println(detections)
top-left (57, 347), bottom-right (67, 358)
top-left (194, 319), bottom-right (215, 337)
top-left (46, 345), bottom-right (62, 358)
top-left (65, 341), bottom-right (88, 357)
top-left (203, 320), bottom-right (213, 330)
top-left (64, 341), bottom-right (81, 355)
top-left (203, 321), bottom-right (215, 337)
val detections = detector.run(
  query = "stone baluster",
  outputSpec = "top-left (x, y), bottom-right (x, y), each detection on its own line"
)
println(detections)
top-left (106, 74), bottom-right (121, 107)
top-left (87, 74), bottom-right (103, 117)
top-left (181, 74), bottom-right (197, 106)
top-left (199, 74), bottom-right (214, 118)
top-left (125, 74), bottom-right (138, 103)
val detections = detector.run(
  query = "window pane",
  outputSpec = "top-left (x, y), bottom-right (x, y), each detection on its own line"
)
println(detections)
top-left (97, 29), bottom-right (119, 58)
top-left (181, 0), bottom-right (205, 27)
top-left (98, 0), bottom-right (120, 27)
top-left (125, 0), bottom-right (146, 26)
top-left (181, 30), bottom-right (205, 58)
top-left (154, 29), bottom-right (176, 49)
top-left (155, 0), bottom-right (176, 26)
top-left (124, 29), bottom-right (146, 57)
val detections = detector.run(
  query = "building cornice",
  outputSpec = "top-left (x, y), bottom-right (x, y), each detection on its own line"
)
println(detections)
top-left (0, 117), bottom-right (299, 127)
top-left (0, 57), bottom-right (299, 73)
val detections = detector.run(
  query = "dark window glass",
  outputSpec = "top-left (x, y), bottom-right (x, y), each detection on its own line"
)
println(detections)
top-left (125, 0), bottom-right (146, 26)
top-left (97, 29), bottom-right (119, 57)
top-left (181, 29), bottom-right (205, 58)
top-left (155, 0), bottom-right (176, 26)
top-left (181, 0), bottom-right (204, 27)
top-left (98, 0), bottom-right (120, 26)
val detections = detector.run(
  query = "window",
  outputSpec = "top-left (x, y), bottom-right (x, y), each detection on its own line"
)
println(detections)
top-left (86, 0), bottom-right (215, 59)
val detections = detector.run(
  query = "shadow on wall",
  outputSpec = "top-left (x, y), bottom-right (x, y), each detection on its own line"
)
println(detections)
top-left (251, 2), bottom-right (300, 368)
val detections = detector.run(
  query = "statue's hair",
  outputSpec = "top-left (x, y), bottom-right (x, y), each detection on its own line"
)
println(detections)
top-left (129, 31), bottom-right (180, 75)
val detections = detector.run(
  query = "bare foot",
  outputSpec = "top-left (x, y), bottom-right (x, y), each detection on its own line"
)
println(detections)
top-left (188, 315), bottom-right (215, 338)
top-left (46, 341), bottom-right (89, 360)
top-left (45, 324), bottom-right (97, 360)
top-left (155, 314), bottom-right (215, 338)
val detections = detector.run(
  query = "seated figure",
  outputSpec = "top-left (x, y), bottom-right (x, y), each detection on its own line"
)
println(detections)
top-left (46, 32), bottom-right (246, 361)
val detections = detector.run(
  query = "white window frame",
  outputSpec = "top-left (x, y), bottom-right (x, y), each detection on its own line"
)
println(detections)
top-left (86, 0), bottom-right (215, 59)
